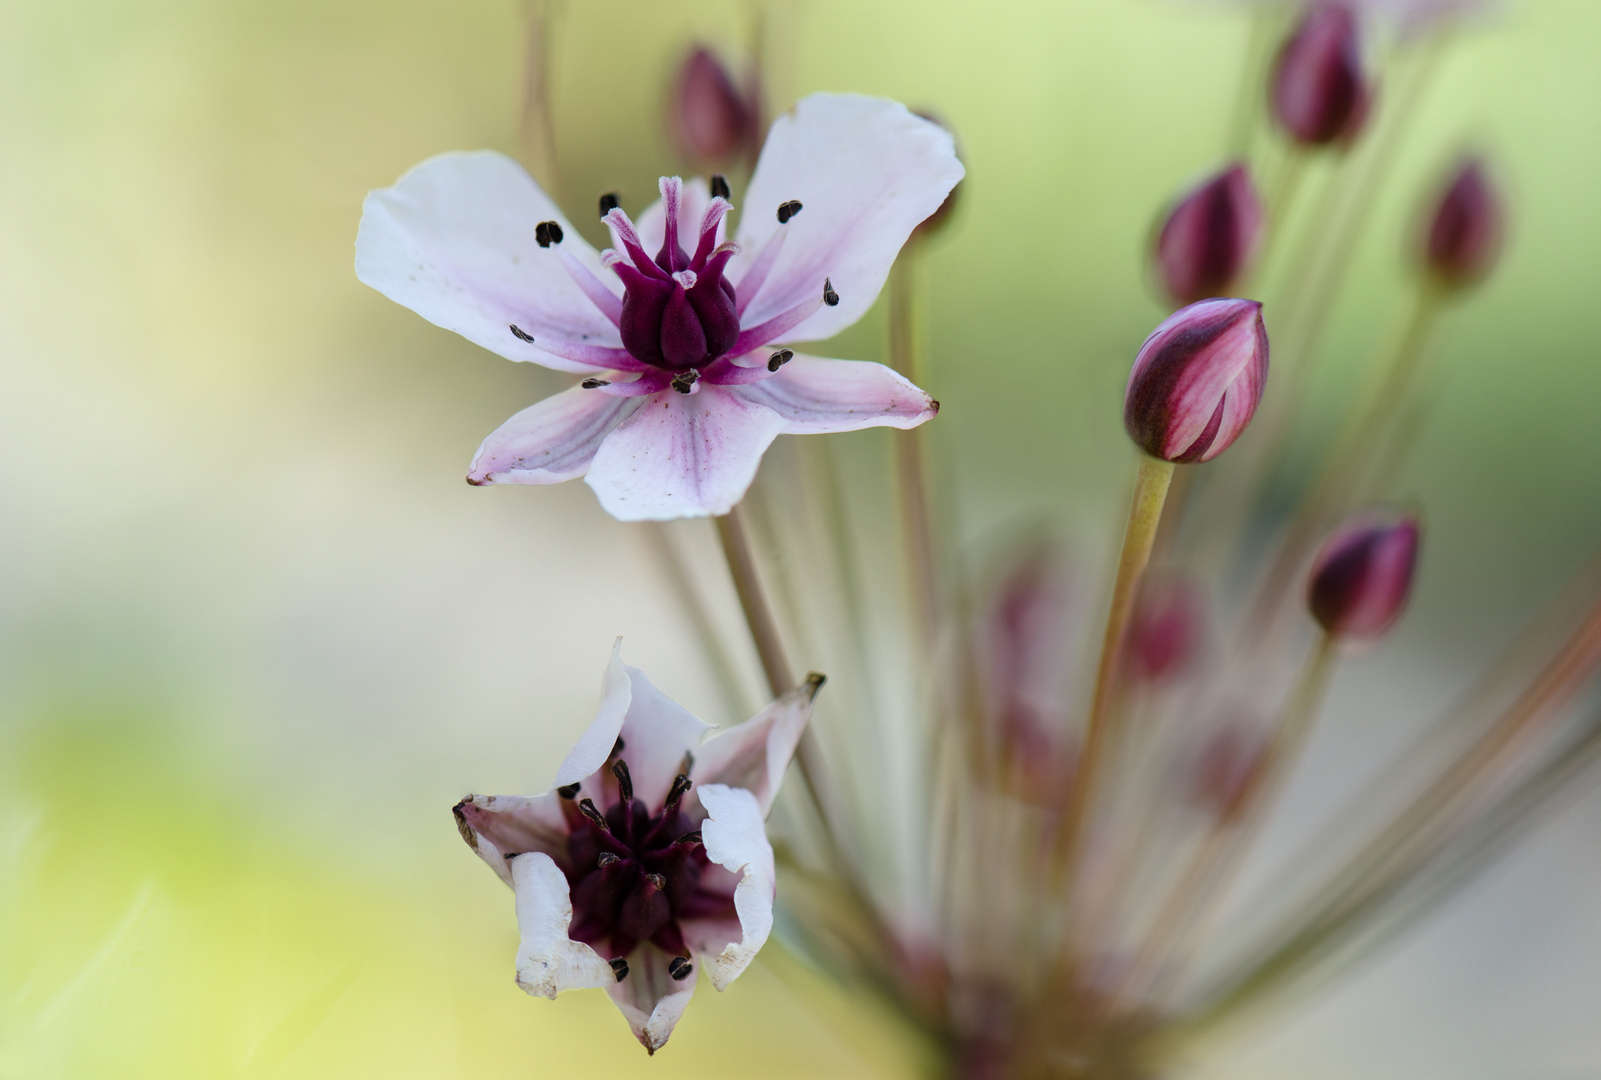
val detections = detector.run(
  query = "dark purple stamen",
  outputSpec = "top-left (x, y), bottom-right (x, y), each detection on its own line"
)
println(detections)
top-left (777, 199), bottom-right (802, 224)
top-left (609, 957), bottom-right (630, 982)
top-left (767, 348), bottom-right (793, 372)
top-left (611, 760), bottom-right (634, 805)
top-left (535, 220), bottom-right (564, 248)
top-left (671, 370), bottom-right (699, 394)
top-left (822, 277), bottom-right (839, 307)
top-left (710, 175), bottom-right (731, 200)
top-left (510, 324), bottom-right (535, 343)
top-left (598, 851), bottom-right (620, 868)
top-left (557, 782), bottom-right (581, 799)
top-left (599, 192), bottom-right (621, 218)
top-left (578, 798), bottom-right (611, 832)
top-left (664, 773), bottom-right (692, 810)
top-left (581, 378), bottom-right (610, 389)
top-left (667, 956), bottom-right (694, 981)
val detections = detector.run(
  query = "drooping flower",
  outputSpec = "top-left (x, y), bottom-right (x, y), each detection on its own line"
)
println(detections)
top-left (452, 640), bottom-right (822, 1053)
top-left (1307, 508), bottom-right (1422, 639)
top-left (1152, 163), bottom-right (1263, 307)
top-left (355, 93), bottom-right (961, 520)
top-left (1124, 298), bottom-right (1270, 463)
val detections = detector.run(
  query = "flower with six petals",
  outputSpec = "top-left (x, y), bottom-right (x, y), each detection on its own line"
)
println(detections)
top-left (356, 93), bottom-right (962, 520)
top-left (453, 641), bottom-right (822, 1053)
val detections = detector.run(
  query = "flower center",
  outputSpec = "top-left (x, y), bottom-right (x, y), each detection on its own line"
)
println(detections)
top-left (561, 757), bottom-right (725, 972)
top-left (605, 176), bottom-right (741, 371)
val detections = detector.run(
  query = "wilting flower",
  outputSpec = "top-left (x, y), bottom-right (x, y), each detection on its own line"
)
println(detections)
top-left (1124, 298), bottom-right (1270, 463)
top-left (1153, 163), bottom-right (1263, 307)
top-left (355, 92), bottom-right (960, 520)
top-left (670, 45), bottom-right (759, 169)
top-left (453, 641), bottom-right (822, 1053)
top-left (1420, 156), bottom-right (1505, 290)
top-left (1308, 508), bottom-right (1422, 639)
top-left (1270, 6), bottom-right (1370, 146)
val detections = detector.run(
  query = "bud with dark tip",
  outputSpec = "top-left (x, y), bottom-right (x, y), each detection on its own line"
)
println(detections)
top-left (1124, 298), bottom-right (1270, 464)
top-left (1420, 157), bottom-right (1504, 291)
top-left (1308, 510), bottom-right (1421, 639)
top-left (670, 46), bottom-right (757, 168)
top-left (1270, 7), bottom-right (1369, 146)
top-left (1154, 164), bottom-right (1263, 307)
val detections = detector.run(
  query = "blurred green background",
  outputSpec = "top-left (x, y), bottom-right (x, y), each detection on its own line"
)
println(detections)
top-left (4, 0), bottom-right (1601, 1077)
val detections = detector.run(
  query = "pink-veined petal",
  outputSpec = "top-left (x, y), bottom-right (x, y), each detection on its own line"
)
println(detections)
top-left (585, 386), bottom-right (789, 521)
top-left (694, 676), bottom-right (820, 815)
top-left (356, 151), bottom-right (624, 374)
top-left (689, 784), bottom-right (777, 990)
top-left (454, 793), bottom-right (571, 886)
top-left (731, 94), bottom-right (964, 342)
top-left (731, 354), bottom-right (938, 434)
top-left (553, 640), bottom-right (711, 810)
top-left (510, 853), bottom-right (619, 998)
top-left (606, 944), bottom-right (698, 1054)
top-left (467, 384), bottom-right (644, 486)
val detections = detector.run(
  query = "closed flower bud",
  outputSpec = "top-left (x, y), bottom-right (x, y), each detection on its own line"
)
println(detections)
top-left (1420, 157), bottom-right (1504, 290)
top-left (1124, 298), bottom-right (1270, 464)
top-left (1127, 576), bottom-right (1203, 684)
top-left (1270, 7), bottom-right (1369, 147)
top-left (1153, 163), bottom-right (1263, 307)
top-left (1307, 510), bottom-right (1421, 639)
top-left (670, 45), bottom-right (757, 168)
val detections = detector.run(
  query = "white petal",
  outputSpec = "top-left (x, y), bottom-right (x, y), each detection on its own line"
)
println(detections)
top-left (467, 385), bottom-right (644, 485)
top-left (690, 784), bottom-right (777, 991)
top-left (732, 94), bottom-right (964, 342)
top-left (552, 641), bottom-right (711, 809)
top-left (454, 793), bottom-right (571, 887)
top-left (694, 677), bottom-right (820, 816)
top-left (585, 386), bottom-right (789, 521)
top-left (511, 852), bottom-right (617, 998)
top-left (732, 354), bottom-right (938, 434)
top-left (356, 151), bottom-right (623, 375)
top-left (606, 945), bottom-right (698, 1054)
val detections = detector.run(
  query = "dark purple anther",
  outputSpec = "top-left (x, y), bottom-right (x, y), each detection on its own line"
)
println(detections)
top-left (609, 177), bottom-right (741, 371)
top-left (1270, 7), bottom-right (1369, 147)
top-left (1421, 157), bottom-right (1504, 290)
top-left (1308, 510), bottom-right (1421, 639)
top-left (1125, 299), bottom-right (1269, 464)
top-left (1154, 163), bottom-right (1263, 307)
top-left (667, 956), bottom-right (694, 981)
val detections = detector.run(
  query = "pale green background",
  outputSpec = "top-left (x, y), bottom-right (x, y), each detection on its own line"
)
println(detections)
top-left (4, 1), bottom-right (1601, 1077)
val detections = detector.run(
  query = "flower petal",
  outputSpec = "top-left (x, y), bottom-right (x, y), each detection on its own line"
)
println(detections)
top-left (510, 852), bottom-right (618, 998)
top-left (689, 784), bottom-right (777, 990)
top-left (694, 676), bottom-right (821, 815)
top-left (467, 384), bottom-right (644, 486)
top-left (454, 793), bottom-right (571, 886)
top-left (356, 151), bottom-right (625, 375)
top-left (585, 386), bottom-right (789, 521)
top-left (732, 94), bottom-right (964, 342)
top-left (606, 944), bottom-right (698, 1054)
top-left (553, 641), bottom-right (711, 809)
top-left (731, 354), bottom-right (938, 434)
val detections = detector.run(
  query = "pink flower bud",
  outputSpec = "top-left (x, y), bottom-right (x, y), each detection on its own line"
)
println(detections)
top-left (1127, 577), bottom-right (1203, 684)
top-left (1153, 164), bottom-right (1263, 307)
top-left (1124, 299), bottom-right (1269, 464)
top-left (1270, 7), bottom-right (1369, 146)
top-left (1421, 157), bottom-right (1504, 290)
top-left (1188, 723), bottom-right (1267, 820)
top-left (1307, 510), bottom-right (1422, 639)
top-left (670, 46), bottom-right (757, 168)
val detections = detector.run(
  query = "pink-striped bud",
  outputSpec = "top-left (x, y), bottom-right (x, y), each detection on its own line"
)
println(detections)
top-left (1153, 163), bottom-right (1263, 307)
top-left (1125, 298), bottom-right (1270, 464)
top-left (1127, 577), bottom-right (1203, 684)
top-left (670, 46), bottom-right (757, 168)
top-left (1308, 510), bottom-right (1421, 639)
top-left (1421, 157), bottom-right (1504, 290)
top-left (1270, 7), bottom-right (1369, 147)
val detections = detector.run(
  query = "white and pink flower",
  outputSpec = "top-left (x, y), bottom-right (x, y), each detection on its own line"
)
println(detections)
top-left (356, 93), bottom-right (963, 520)
top-left (452, 641), bottom-right (820, 1053)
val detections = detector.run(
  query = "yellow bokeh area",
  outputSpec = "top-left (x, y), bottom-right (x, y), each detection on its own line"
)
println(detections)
top-left (5, 0), bottom-right (1601, 1077)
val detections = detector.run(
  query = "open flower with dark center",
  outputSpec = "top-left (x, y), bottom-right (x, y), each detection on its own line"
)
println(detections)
top-left (453, 640), bottom-right (822, 1053)
top-left (355, 92), bottom-right (961, 520)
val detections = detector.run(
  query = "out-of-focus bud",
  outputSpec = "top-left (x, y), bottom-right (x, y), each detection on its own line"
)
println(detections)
top-left (1125, 298), bottom-right (1270, 464)
top-left (1188, 722), bottom-right (1266, 820)
top-left (1153, 163), bottom-right (1263, 307)
top-left (1307, 509), bottom-right (1421, 639)
top-left (1126, 576), bottom-right (1203, 684)
top-left (1420, 157), bottom-right (1504, 291)
top-left (670, 45), bottom-right (757, 168)
top-left (914, 111), bottom-right (962, 238)
top-left (1270, 7), bottom-right (1369, 147)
